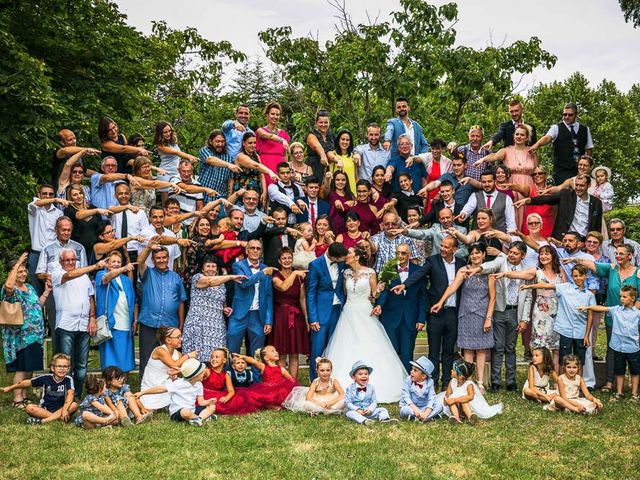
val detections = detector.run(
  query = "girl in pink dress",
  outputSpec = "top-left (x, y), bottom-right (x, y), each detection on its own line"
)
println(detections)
top-left (200, 348), bottom-right (256, 415)
top-left (234, 346), bottom-right (297, 410)
top-left (255, 101), bottom-right (291, 187)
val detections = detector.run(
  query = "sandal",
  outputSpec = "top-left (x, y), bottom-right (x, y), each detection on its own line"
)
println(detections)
top-left (601, 384), bottom-right (612, 393)
top-left (12, 399), bottom-right (29, 409)
top-left (610, 393), bottom-right (622, 403)
top-left (630, 394), bottom-right (640, 403)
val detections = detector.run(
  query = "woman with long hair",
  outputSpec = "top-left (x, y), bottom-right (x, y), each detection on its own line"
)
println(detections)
top-left (153, 121), bottom-right (199, 203)
top-left (256, 101), bottom-right (291, 186)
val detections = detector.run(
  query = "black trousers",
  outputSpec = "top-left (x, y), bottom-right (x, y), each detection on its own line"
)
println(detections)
top-left (427, 307), bottom-right (458, 387)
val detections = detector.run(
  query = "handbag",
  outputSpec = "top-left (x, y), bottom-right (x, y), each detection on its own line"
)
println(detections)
top-left (91, 283), bottom-right (112, 346)
top-left (0, 299), bottom-right (24, 326)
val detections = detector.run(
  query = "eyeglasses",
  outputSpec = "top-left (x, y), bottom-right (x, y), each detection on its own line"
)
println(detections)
top-left (383, 222), bottom-right (397, 227)
top-left (101, 230), bottom-right (114, 235)
top-left (585, 240), bottom-right (599, 245)
top-left (53, 365), bottom-right (69, 369)
top-left (614, 252), bottom-right (630, 256)
top-left (610, 227), bottom-right (623, 232)
top-left (527, 221), bottom-right (541, 226)
top-left (247, 246), bottom-right (262, 251)
top-left (532, 172), bottom-right (545, 177)
top-left (72, 170), bottom-right (84, 174)
top-left (168, 334), bottom-right (182, 340)
top-left (60, 258), bottom-right (77, 263)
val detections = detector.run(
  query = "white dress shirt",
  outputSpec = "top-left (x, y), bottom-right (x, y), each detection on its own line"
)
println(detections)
top-left (324, 254), bottom-right (341, 305)
top-left (461, 190), bottom-right (516, 232)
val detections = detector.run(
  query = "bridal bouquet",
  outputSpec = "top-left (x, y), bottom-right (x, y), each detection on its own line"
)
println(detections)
top-left (377, 256), bottom-right (400, 285)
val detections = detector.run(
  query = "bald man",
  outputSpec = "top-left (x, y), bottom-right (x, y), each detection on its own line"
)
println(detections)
top-left (51, 129), bottom-right (93, 190)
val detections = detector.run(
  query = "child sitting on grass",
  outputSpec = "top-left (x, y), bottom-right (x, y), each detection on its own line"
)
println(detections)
top-left (522, 347), bottom-right (558, 404)
top-left (75, 375), bottom-right (118, 429)
top-left (200, 348), bottom-right (256, 415)
top-left (102, 366), bottom-right (152, 426)
top-left (136, 358), bottom-right (217, 427)
top-left (399, 356), bottom-right (443, 422)
top-left (344, 360), bottom-right (397, 426)
top-left (2, 353), bottom-right (78, 425)
top-left (235, 346), bottom-right (297, 410)
top-left (283, 357), bottom-right (345, 415)
top-left (228, 355), bottom-right (255, 388)
top-left (579, 285), bottom-right (640, 402)
top-left (439, 360), bottom-right (503, 425)
top-left (544, 355), bottom-right (603, 414)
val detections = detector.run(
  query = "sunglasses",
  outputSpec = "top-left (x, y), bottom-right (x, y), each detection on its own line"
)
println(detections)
top-left (562, 113), bottom-right (575, 117)
top-left (532, 172), bottom-right (545, 177)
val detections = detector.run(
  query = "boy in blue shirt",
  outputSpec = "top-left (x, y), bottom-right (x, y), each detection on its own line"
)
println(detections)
top-left (579, 285), bottom-right (640, 402)
top-left (522, 264), bottom-right (596, 369)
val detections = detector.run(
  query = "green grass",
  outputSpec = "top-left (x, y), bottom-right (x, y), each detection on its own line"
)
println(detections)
top-left (1, 329), bottom-right (639, 480)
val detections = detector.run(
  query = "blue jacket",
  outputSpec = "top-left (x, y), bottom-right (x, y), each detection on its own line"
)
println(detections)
top-left (376, 263), bottom-right (427, 329)
top-left (305, 255), bottom-right (345, 325)
top-left (95, 269), bottom-right (135, 330)
top-left (399, 375), bottom-right (437, 409)
top-left (230, 259), bottom-right (273, 326)
top-left (384, 117), bottom-right (429, 164)
top-left (296, 197), bottom-right (330, 224)
top-left (344, 382), bottom-right (378, 411)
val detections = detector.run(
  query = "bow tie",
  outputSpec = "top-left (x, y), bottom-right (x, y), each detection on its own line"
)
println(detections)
top-left (398, 267), bottom-right (409, 273)
top-left (249, 263), bottom-right (260, 269)
top-left (357, 386), bottom-right (367, 393)
top-left (413, 382), bottom-right (424, 389)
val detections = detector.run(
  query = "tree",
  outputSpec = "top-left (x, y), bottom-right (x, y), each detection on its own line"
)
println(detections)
top-left (620, 0), bottom-right (640, 27)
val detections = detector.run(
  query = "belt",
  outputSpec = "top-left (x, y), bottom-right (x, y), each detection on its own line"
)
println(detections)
top-left (504, 304), bottom-right (518, 310)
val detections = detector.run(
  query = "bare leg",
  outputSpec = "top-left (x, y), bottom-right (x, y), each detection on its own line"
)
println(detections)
top-left (523, 387), bottom-right (543, 402)
top-left (288, 354), bottom-right (299, 380)
top-left (460, 401), bottom-right (474, 420)
top-left (631, 375), bottom-right (639, 395)
top-left (125, 393), bottom-right (144, 420)
top-left (198, 404), bottom-right (217, 420)
top-left (179, 408), bottom-right (198, 421)
top-left (476, 350), bottom-right (488, 387)
top-left (11, 371), bottom-right (32, 403)
top-left (616, 375), bottom-right (625, 395)
top-left (116, 400), bottom-right (128, 421)
top-left (82, 411), bottom-right (116, 429)
top-left (553, 397), bottom-right (583, 413)
top-left (449, 403), bottom-right (460, 420)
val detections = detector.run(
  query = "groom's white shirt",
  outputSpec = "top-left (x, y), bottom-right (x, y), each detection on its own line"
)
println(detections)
top-left (324, 253), bottom-right (341, 305)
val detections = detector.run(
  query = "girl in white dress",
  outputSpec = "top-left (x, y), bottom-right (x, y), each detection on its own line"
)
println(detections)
top-left (545, 355), bottom-right (603, 415)
top-left (283, 358), bottom-right (345, 414)
top-left (522, 347), bottom-right (558, 403)
top-left (323, 246), bottom-right (407, 403)
top-left (438, 360), bottom-right (503, 424)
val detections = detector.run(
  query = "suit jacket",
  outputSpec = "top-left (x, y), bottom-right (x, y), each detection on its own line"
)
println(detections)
top-left (529, 190), bottom-right (603, 241)
top-left (399, 375), bottom-right (437, 409)
top-left (384, 117), bottom-right (429, 164)
top-left (262, 226), bottom-right (296, 267)
top-left (306, 255), bottom-right (345, 325)
top-left (480, 253), bottom-right (527, 317)
top-left (419, 199), bottom-right (465, 228)
top-left (490, 120), bottom-right (537, 147)
top-left (296, 197), bottom-right (330, 224)
top-left (344, 382), bottom-right (378, 411)
top-left (377, 263), bottom-right (427, 329)
top-left (405, 253), bottom-right (467, 311)
top-left (230, 259), bottom-right (273, 326)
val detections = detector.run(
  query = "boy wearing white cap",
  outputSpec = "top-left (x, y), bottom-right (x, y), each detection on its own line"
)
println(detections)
top-left (399, 356), bottom-right (443, 422)
top-left (343, 360), bottom-right (397, 426)
top-left (135, 358), bottom-right (217, 427)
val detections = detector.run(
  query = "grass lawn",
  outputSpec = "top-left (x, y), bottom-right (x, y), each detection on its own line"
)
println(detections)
top-left (1, 331), bottom-right (639, 480)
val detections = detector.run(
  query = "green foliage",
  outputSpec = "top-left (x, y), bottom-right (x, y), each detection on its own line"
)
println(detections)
top-left (619, 0), bottom-right (640, 27)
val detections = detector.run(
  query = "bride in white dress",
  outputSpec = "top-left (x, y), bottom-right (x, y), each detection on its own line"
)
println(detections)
top-left (323, 246), bottom-right (407, 402)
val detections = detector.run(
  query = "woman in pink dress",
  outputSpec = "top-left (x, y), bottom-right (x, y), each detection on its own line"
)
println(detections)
top-left (475, 124), bottom-right (538, 229)
top-left (255, 101), bottom-right (291, 186)
top-left (511, 166), bottom-right (556, 238)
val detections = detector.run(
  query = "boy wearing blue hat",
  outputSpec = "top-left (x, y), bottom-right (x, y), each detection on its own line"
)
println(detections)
top-left (399, 356), bottom-right (443, 422)
top-left (344, 360), bottom-right (397, 425)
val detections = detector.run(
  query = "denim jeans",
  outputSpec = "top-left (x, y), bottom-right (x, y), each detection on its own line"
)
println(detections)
top-left (55, 328), bottom-right (90, 398)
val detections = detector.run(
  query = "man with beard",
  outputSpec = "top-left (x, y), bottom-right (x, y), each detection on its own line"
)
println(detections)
top-left (222, 105), bottom-right (253, 160)
top-left (198, 129), bottom-right (242, 202)
top-left (383, 97), bottom-right (429, 168)
top-left (483, 99), bottom-right (537, 150)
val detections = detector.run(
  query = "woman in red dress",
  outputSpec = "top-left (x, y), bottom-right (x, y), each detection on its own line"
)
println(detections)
top-left (345, 180), bottom-right (384, 235)
top-left (268, 247), bottom-right (309, 380)
top-left (200, 348), bottom-right (256, 415)
top-left (314, 215), bottom-right (334, 257)
top-left (325, 170), bottom-right (353, 235)
top-left (335, 211), bottom-right (366, 249)
top-left (511, 166), bottom-right (556, 238)
top-left (235, 346), bottom-right (297, 410)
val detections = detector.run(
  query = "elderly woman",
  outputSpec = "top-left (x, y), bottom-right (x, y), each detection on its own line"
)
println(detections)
top-left (181, 256), bottom-right (244, 363)
top-left (1, 253), bottom-right (47, 408)
top-left (95, 250), bottom-right (136, 373)
top-left (288, 142), bottom-right (313, 191)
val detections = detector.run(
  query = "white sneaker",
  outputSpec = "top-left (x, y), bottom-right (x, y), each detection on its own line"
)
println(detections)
top-left (363, 419), bottom-right (375, 426)
top-left (188, 417), bottom-right (203, 427)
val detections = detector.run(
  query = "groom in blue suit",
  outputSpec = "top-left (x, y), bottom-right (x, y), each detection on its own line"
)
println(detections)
top-left (306, 242), bottom-right (348, 380)
top-left (374, 243), bottom-right (427, 371)
top-left (227, 240), bottom-right (275, 359)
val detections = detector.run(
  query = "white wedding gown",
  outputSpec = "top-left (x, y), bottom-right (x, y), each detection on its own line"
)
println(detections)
top-left (323, 268), bottom-right (407, 402)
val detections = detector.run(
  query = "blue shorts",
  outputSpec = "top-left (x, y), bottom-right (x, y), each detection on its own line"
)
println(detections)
top-left (613, 350), bottom-right (640, 376)
top-left (170, 405), bottom-right (205, 422)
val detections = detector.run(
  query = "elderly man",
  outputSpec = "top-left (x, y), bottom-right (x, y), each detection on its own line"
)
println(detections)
top-left (453, 125), bottom-right (490, 181)
top-left (383, 97), bottom-right (429, 164)
top-left (137, 239), bottom-right (187, 377)
top-left (483, 99), bottom-right (537, 150)
top-left (529, 102), bottom-right (593, 184)
top-left (238, 188), bottom-right (267, 233)
top-left (370, 212), bottom-right (418, 271)
top-left (602, 218), bottom-right (640, 266)
top-left (399, 207), bottom-right (468, 259)
top-left (222, 105), bottom-right (253, 159)
top-left (52, 250), bottom-right (105, 397)
top-left (90, 155), bottom-right (139, 209)
top-left (353, 123), bottom-right (390, 181)
top-left (384, 134), bottom-right (428, 193)
top-left (168, 159), bottom-right (218, 224)
top-left (109, 183), bottom-right (149, 263)
top-left (51, 129), bottom-right (93, 190)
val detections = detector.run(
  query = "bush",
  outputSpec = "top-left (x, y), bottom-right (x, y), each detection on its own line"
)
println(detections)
top-left (605, 205), bottom-right (640, 240)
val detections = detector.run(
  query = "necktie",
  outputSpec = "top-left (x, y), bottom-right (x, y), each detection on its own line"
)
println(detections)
top-left (486, 194), bottom-right (492, 208)
top-left (508, 266), bottom-right (518, 305)
top-left (310, 202), bottom-right (316, 226)
top-left (570, 124), bottom-right (577, 138)
top-left (279, 234), bottom-right (286, 246)
top-left (357, 386), bottom-right (367, 393)
top-left (120, 210), bottom-right (128, 238)
top-left (413, 382), bottom-right (423, 389)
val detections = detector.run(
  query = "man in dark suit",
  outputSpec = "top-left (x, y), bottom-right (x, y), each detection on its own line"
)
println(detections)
top-left (519, 174), bottom-right (603, 241)
top-left (262, 207), bottom-right (299, 267)
top-left (391, 236), bottom-right (466, 389)
top-left (483, 99), bottom-right (537, 150)
top-left (417, 180), bottom-right (466, 229)
top-left (296, 176), bottom-right (329, 229)
top-left (306, 242), bottom-right (348, 380)
top-left (373, 243), bottom-right (427, 371)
